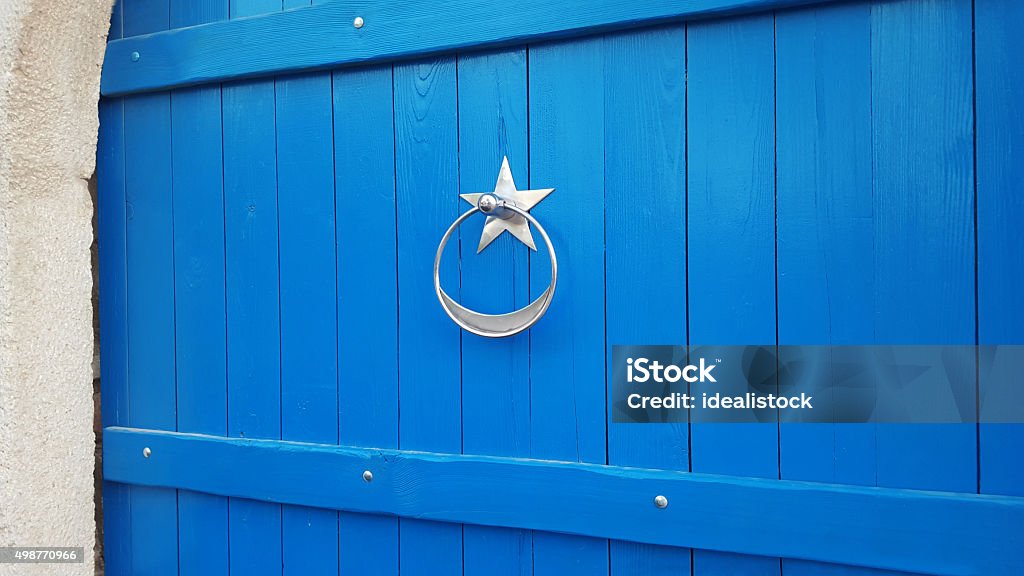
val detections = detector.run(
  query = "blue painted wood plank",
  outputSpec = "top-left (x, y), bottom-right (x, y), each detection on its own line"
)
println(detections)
top-left (109, 0), bottom-right (123, 40)
top-left (99, 12), bottom-right (128, 575)
top-left (97, 92), bottom-right (131, 576)
top-left (105, 427), bottom-right (1024, 576)
top-left (277, 68), bottom-right (339, 575)
top-left (394, 57), bottom-right (463, 576)
top-left (686, 11), bottom-right (779, 575)
top-left (223, 1), bottom-right (283, 569)
top-left (775, 5), bottom-right (900, 575)
top-left (457, 48), bottom-right (532, 576)
top-left (776, 0), bottom-right (875, 487)
top-left (222, 79), bottom-right (282, 571)
top-left (976, 0), bottom-right (1024, 498)
top-left (123, 0), bottom-right (168, 37)
top-left (101, 0), bottom-right (851, 96)
top-left (279, 3), bottom-right (340, 570)
top-left (171, 0), bottom-right (228, 27)
top-left (528, 36), bottom-right (608, 576)
top-left (230, 0), bottom-right (280, 18)
top-left (168, 2), bottom-right (230, 574)
top-left (122, 1), bottom-right (179, 574)
top-left (334, 63), bottom-right (399, 576)
top-left (169, 81), bottom-right (231, 576)
top-left (124, 90), bottom-right (180, 576)
top-left (870, 0), bottom-right (976, 494)
top-left (603, 24), bottom-right (690, 576)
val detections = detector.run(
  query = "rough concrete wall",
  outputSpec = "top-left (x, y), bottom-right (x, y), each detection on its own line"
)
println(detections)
top-left (0, 0), bottom-right (114, 574)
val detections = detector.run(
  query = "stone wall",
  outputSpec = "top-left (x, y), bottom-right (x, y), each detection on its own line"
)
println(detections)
top-left (0, 1), bottom-right (114, 574)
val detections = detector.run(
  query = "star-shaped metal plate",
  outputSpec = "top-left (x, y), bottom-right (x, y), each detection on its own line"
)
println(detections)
top-left (460, 156), bottom-right (554, 253)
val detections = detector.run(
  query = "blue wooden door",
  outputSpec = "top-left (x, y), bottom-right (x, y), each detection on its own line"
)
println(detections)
top-left (97, 0), bottom-right (1024, 574)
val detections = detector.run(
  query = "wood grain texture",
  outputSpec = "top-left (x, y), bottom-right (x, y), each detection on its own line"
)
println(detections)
top-left (101, 0), bottom-right (849, 96)
top-left (870, 0), bottom-right (976, 493)
top-left (529, 36), bottom-right (609, 576)
top-left (604, 24), bottom-right (690, 576)
top-left (122, 1), bottom-right (178, 573)
top-left (457, 48), bottom-right (532, 576)
top-left (334, 64), bottom-right (400, 576)
top-left (278, 2), bottom-right (341, 567)
top-left (394, 57), bottom-right (463, 576)
top-left (776, 0), bottom-right (874, 487)
top-left (775, 5), bottom-right (900, 575)
top-left (976, 0), bottom-right (1024, 498)
top-left (222, 1), bottom-right (283, 568)
top-left (105, 426), bottom-right (1024, 576)
top-left (97, 29), bottom-right (130, 571)
top-left (277, 68), bottom-right (340, 575)
top-left (124, 90), bottom-right (180, 576)
top-left (168, 1), bottom-right (230, 573)
top-left (98, 1), bottom-right (1024, 574)
top-left (686, 11), bottom-right (779, 575)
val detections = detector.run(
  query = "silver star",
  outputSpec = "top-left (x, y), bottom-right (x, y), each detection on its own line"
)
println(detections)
top-left (460, 156), bottom-right (554, 253)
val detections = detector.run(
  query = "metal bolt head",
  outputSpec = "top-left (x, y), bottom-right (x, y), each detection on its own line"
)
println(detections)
top-left (362, 470), bottom-right (373, 482)
top-left (142, 447), bottom-right (152, 458)
top-left (478, 194), bottom-right (500, 214)
top-left (353, 16), bottom-right (364, 29)
top-left (653, 495), bottom-right (668, 509)
top-left (130, 51), bottom-right (140, 62)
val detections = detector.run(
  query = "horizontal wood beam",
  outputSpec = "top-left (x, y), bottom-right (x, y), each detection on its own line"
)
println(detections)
top-left (101, 0), bottom-right (847, 96)
top-left (104, 426), bottom-right (1023, 575)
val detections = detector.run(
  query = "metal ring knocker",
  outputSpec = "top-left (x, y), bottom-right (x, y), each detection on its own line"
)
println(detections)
top-left (434, 194), bottom-right (557, 338)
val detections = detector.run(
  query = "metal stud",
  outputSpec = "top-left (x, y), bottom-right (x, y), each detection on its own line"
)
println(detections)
top-left (353, 16), bottom-right (364, 29)
top-left (130, 51), bottom-right (140, 62)
top-left (362, 470), bottom-right (373, 482)
top-left (653, 495), bottom-right (668, 509)
top-left (142, 447), bottom-right (152, 458)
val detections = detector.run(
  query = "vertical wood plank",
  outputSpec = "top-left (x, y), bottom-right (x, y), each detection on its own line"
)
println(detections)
top-left (98, 4), bottom-right (128, 568)
top-left (528, 37), bottom-right (608, 576)
top-left (775, 4), bottom-right (902, 575)
top-left (277, 0), bottom-right (339, 568)
top-left (232, 0), bottom-right (280, 16)
top-left (171, 0), bottom-right (227, 26)
top-left (334, 64), bottom-right (400, 576)
top-left (98, 101), bottom-right (131, 576)
top-left (394, 57), bottom-right (463, 576)
top-left (976, 0), bottom-right (1024, 498)
top-left (604, 24), bottom-right (690, 576)
top-left (277, 69), bottom-right (339, 575)
top-left (870, 0), bottom-right (976, 493)
top-left (169, 1), bottom-right (230, 574)
top-left (776, 1), bottom-right (874, 487)
top-left (124, 75), bottom-right (180, 576)
top-left (108, 0), bottom-right (122, 40)
top-left (223, 2), bottom-right (283, 573)
top-left (687, 12), bottom-right (779, 576)
top-left (122, 1), bottom-right (178, 574)
top-left (457, 48), bottom-right (532, 576)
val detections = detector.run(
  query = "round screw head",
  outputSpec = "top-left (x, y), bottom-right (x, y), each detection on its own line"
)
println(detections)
top-left (142, 447), bottom-right (152, 458)
top-left (653, 495), bottom-right (668, 509)
top-left (478, 194), bottom-right (500, 214)
top-left (130, 51), bottom-right (140, 62)
top-left (353, 16), bottom-right (364, 29)
top-left (362, 470), bottom-right (373, 482)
